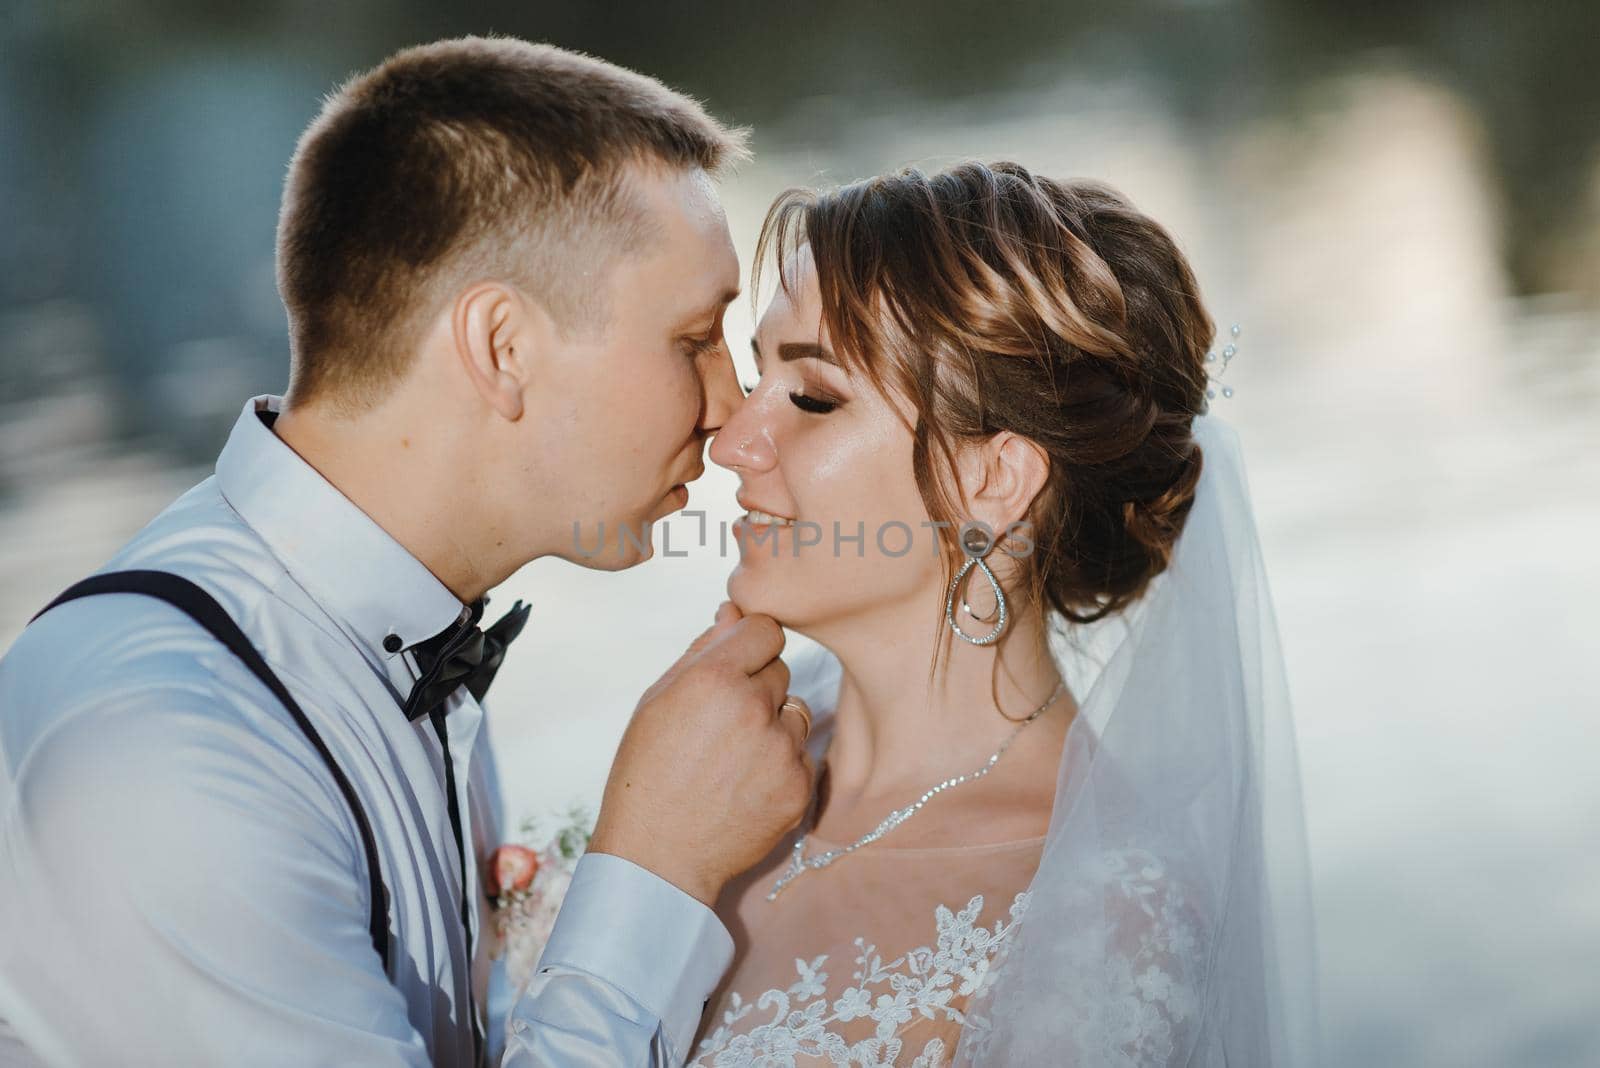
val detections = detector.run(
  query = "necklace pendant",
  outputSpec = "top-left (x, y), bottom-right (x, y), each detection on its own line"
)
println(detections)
top-left (766, 846), bottom-right (807, 901)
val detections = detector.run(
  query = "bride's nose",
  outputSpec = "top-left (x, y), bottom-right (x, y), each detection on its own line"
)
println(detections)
top-left (709, 386), bottom-right (777, 473)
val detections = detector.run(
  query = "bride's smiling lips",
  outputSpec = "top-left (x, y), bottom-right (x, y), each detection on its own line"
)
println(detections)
top-left (732, 492), bottom-right (796, 539)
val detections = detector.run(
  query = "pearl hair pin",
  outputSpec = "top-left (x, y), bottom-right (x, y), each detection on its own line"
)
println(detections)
top-left (1203, 323), bottom-right (1242, 409)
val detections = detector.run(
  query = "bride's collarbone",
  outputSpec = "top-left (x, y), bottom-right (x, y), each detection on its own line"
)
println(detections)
top-left (806, 702), bottom-right (1073, 851)
top-left (808, 775), bottom-right (1055, 852)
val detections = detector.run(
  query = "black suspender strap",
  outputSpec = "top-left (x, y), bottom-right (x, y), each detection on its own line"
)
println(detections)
top-left (30, 569), bottom-right (392, 973)
top-left (429, 706), bottom-right (486, 1066)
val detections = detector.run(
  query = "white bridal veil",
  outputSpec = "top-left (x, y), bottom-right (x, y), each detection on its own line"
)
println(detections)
top-left (952, 412), bottom-right (1321, 1066)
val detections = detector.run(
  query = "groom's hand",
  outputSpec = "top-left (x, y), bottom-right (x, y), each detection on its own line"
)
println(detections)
top-left (588, 602), bottom-right (813, 907)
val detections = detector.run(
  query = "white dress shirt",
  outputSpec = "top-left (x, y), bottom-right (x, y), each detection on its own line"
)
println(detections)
top-left (0, 395), bottom-right (732, 1066)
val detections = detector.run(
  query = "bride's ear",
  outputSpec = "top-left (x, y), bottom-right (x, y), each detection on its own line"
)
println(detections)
top-left (452, 281), bottom-right (545, 421)
top-left (960, 431), bottom-right (1051, 534)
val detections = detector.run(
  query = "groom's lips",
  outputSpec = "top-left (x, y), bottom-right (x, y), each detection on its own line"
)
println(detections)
top-left (665, 463), bottom-right (703, 503)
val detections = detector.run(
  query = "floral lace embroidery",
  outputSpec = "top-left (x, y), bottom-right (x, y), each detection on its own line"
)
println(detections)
top-left (955, 846), bottom-right (1205, 1067)
top-left (692, 892), bottom-right (1031, 1067)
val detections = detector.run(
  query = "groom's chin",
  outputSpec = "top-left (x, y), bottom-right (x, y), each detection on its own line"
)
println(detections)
top-left (559, 520), bottom-right (655, 572)
top-left (600, 542), bottom-right (654, 571)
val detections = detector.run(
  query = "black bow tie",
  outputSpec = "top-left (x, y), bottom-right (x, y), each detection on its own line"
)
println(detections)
top-left (400, 598), bottom-right (530, 722)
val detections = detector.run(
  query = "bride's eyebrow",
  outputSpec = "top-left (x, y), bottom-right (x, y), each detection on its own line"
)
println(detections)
top-left (777, 342), bottom-right (839, 365)
top-left (749, 338), bottom-right (841, 374)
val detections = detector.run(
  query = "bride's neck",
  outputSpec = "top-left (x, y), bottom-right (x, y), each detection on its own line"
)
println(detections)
top-left (810, 598), bottom-right (1070, 814)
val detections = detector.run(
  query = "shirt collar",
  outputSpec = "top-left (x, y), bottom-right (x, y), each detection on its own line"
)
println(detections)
top-left (215, 394), bottom-right (469, 667)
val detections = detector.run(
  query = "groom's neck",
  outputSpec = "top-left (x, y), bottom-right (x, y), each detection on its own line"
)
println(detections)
top-left (271, 395), bottom-right (507, 604)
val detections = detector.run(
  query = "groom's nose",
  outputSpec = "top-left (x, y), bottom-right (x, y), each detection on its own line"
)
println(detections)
top-left (707, 377), bottom-right (776, 474)
top-left (698, 342), bottom-right (744, 434)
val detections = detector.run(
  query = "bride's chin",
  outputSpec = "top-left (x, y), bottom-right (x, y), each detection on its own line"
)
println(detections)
top-left (728, 569), bottom-right (844, 638)
top-left (725, 568), bottom-right (766, 617)
top-left (727, 568), bottom-right (795, 625)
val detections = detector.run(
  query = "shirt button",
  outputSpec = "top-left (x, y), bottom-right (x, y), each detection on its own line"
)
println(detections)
top-left (383, 634), bottom-right (403, 654)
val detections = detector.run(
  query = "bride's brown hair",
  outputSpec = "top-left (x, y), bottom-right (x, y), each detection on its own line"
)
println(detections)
top-left (755, 161), bottom-right (1212, 630)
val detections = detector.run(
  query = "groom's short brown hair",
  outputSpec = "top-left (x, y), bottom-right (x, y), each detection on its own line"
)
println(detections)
top-left (277, 36), bottom-right (748, 409)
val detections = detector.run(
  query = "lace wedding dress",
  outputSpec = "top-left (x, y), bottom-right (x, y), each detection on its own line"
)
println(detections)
top-left (690, 648), bottom-right (1043, 1067)
top-left (690, 657), bottom-right (1205, 1068)
top-left (695, 866), bottom-right (1034, 1066)
top-left (691, 415), bottom-right (1319, 1066)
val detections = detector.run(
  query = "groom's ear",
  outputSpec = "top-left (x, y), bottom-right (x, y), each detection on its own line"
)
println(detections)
top-left (451, 281), bottom-right (543, 421)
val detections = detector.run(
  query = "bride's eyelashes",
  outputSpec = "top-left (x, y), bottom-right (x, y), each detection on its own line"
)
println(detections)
top-left (738, 373), bottom-right (843, 413)
top-left (788, 389), bottom-right (840, 414)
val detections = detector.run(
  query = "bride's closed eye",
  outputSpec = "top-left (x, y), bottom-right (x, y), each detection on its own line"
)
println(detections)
top-left (788, 389), bottom-right (840, 414)
top-left (738, 375), bottom-right (842, 414)
top-left (736, 374), bottom-right (844, 412)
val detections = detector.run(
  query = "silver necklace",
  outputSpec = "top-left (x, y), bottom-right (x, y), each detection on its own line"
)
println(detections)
top-left (766, 679), bottom-right (1067, 902)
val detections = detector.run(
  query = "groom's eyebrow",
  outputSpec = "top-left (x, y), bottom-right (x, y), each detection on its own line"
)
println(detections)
top-left (679, 288), bottom-right (740, 330)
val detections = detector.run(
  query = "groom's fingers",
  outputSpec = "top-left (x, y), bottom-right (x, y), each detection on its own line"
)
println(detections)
top-left (749, 655), bottom-right (791, 714)
top-left (598, 607), bottom-right (810, 908)
top-left (776, 695), bottom-right (813, 750)
top-left (679, 601), bottom-right (744, 662)
top-left (711, 613), bottom-right (786, 677)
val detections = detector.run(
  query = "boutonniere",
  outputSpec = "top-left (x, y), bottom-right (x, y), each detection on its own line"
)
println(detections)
top-left (485, 803), bottom-right (595, 990)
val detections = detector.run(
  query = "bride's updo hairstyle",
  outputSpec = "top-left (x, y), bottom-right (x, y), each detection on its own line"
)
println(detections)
top-left (756, 161), bottom-right (1212, 627)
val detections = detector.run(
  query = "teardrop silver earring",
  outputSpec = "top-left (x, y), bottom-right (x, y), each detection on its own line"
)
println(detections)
top-left (947, 522), bottom-right (1009, 645)
top-left (962, 588), bottom-right (998, 623)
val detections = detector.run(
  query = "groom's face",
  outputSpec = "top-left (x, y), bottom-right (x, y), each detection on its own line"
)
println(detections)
top-left (530, 165), bottom-right (743, 570)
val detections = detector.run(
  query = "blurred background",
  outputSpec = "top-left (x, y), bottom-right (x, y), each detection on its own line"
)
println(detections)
top-left (2, 2), bottom-right (1597, 1064)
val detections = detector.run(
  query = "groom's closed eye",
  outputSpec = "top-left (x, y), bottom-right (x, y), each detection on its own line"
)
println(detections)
top-left (680, 334), bottom-right (722, 360)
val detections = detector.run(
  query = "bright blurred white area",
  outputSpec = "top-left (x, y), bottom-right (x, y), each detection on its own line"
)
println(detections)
top-left (2, 62), bottom-right (1597, 1068)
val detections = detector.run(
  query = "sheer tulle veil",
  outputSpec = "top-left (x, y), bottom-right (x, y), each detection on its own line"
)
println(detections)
top-left (952, 412), bottom-right (1321, 1065)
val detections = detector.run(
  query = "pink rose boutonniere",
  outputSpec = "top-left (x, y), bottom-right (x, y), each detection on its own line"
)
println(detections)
top-left (485, 804), bottom-right (595, 990)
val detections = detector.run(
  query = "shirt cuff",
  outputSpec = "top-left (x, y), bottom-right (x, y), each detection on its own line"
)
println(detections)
top-left (536, 852), bottom-right (734, 1060)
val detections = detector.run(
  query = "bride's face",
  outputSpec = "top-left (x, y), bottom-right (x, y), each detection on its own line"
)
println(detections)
top-left (709, 247), bottom-right (943, 633)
